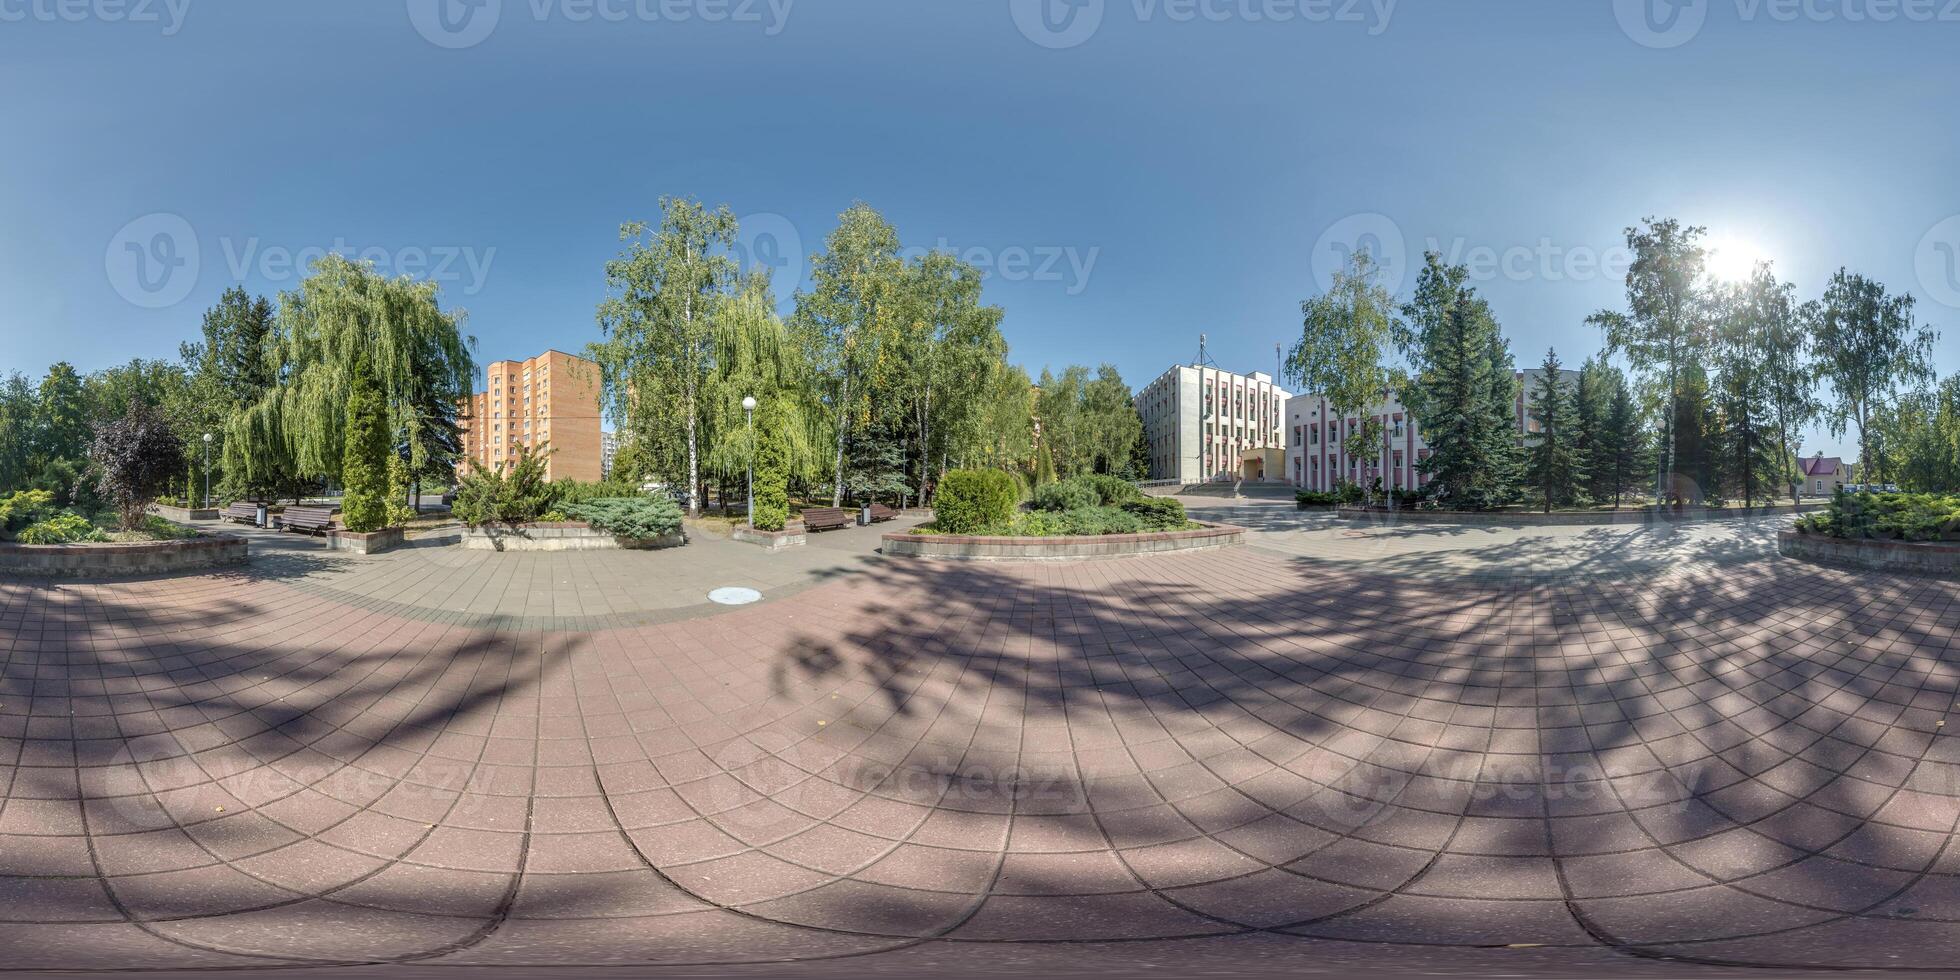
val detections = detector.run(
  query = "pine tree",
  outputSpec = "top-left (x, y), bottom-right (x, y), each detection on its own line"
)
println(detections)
top-left (1598, 366), bottom-right (1649, 507)
top-left (339, 368), bottom-right (390, 533)
top-left (1526, 349), bottom-right (1584, 512)
top-left (1482, 330), bottom-right (1523, 504)
top-left (1572, 356), bottom-right (1612, 503)
top-left (1398, 254), bottom-right (1517, 509)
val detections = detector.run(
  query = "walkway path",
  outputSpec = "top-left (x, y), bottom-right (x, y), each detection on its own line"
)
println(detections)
top-left (1, 505), bottom-right (1956, 976)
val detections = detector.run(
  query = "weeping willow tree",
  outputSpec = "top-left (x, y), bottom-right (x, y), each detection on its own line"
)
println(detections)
top-left (704, 283), bottom-right (828, 529)
top-left (224, 255), bottom-right (475, 512)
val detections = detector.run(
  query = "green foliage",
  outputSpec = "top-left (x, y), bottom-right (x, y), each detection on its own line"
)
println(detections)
top-left (338, 372), bottom-right (391, 533)
top-left (1291, 249), bottom-right (1403, 503)
top-left (565, 497), bottom-right (684, 540)
top-left (1031, 478), bottom-right (1099, 512)
top-left (87, 402), bottom-right (184, 530)
top-left (1398, 253), bottom-right (1518, 510)
top-left (1811, 269), bottom-right (1938, 484)
top-left (932, 468), bottom-right (1020, 534)
top-left (451, 442), bottom-right (560, 527)
top-left (1296, 490), bottom-right (1339, 508)
top-left (1526, 349), bottom-right (1586, 512)
top-left (0, 489), bottom-right (58, 539)
top-left (1120, 496), bottom-right (1188, 530)
top-left (1035, 364), bottom-right (1143, 479)
top-left (554, 478), bottom-right (647, 506)
top-left (1798, 489), bottom-right (1960, 542)
top-left (18, 512), bottom-right (108, 544)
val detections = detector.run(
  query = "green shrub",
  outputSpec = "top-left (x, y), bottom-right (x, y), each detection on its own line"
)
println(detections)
top-left (566, 497), bottom-right (684, 540)
top-left (451, 442), bottom-right (560, 526)
top-left (87, 402), bottom-right (184, 531)
top-left (1798, 489), bottom-right (1960, 541)
top-left (339, 374), bottom-right (390, 533)
top-left (18, 512), bottom-right (108, 544)
top-left (934, 469), bottom-right (1020, 534)
top-left (1061, 506), bottom-right (1143, 536)
top-left (554, 479), bottom-right (645, 506)
top-left (1081, 474), bottom-right (1142, 506)
top-left (1031, 479), bottom-right (1099, 512)
top-left (1296, 490), bottom-right (1338, 508)
top-left (0, 490), bottom-right (58, 540)
top-left (1121, 497), bottom-right (1188, 530)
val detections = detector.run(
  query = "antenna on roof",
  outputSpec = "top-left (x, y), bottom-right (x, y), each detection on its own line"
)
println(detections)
top-left (1276, 343), bottom-right (1283, 384)
top-left (1196, 333), bottom-right (1218, 370)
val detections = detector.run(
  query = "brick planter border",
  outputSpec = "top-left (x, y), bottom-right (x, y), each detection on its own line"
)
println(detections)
top-left (1334, 503), bottom-right (1807, 527)
top-left (460, 522), bottom-right (687, 552)
top-left (0, 534), bottom-right (247, 578)
top-left (882, 522), bottom-right (1245, 561)
top-left (1779, 531), bottom-right (1960, 575)
top-left (327, 527), bottom-right (407, 556)
top-left (149, 504), bottom-right (220, 522)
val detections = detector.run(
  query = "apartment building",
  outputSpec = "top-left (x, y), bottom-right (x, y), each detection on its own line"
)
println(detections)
top-left (1136, 364), bottom-right (1291, 485)
top-left (601, 430), bottom-right (621, 479)
top-left (457, 350), bottom-right (604, 483)
top-left (1285, 368), bottom-right (1579, 492)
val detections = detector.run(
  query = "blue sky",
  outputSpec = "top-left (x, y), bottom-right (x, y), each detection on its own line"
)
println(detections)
top-left (3, 0), bottom-right (1957, 459)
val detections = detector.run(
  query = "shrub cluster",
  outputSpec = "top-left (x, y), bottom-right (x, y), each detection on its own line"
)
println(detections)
top-left (1796, 490), bottom-right (1960, 541)
top-left (933, 469), bottom-right (1021, 534)
top-left (0, 489), bottom-right (106, 544)
top-left (16, 512), bottom-right (107, 544)
top-left (1030, 474), bottom-right (1144, 512)
top-left (1296, 490), bottom-right (1338, 508)
top-left (1121, 496), bottom-right (1188, 530)
top-left (565, 497), bottom-right (684, 540)
top-left (451, 445), bottom-right (560, 527)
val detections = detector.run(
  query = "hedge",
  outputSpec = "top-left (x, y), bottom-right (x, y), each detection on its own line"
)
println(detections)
top-left (934, 469), bottom-right (1020, 534)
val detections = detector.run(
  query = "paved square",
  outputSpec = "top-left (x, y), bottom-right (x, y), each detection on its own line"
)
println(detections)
top-left (1, 502), bottom-right (1956, 975)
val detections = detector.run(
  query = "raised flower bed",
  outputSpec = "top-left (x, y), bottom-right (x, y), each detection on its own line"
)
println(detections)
top-left (884, 522), bottom-right (1244, 560)
top-left (0, 534), bottom-right (247, 577)
top-left (461, 521), bottom-right (686, 552)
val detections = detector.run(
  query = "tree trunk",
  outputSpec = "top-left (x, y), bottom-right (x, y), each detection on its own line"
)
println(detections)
top-left (830, 371), bottom-right (851, 507)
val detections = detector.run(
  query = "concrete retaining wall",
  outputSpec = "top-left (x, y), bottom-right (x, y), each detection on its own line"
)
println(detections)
top-left (461, 523), bottom-right (686, 552)
top-left (1335, 503), bottom-right (1805, 527)
top-left (882, 523), bottom-right (1244, 561)
top-left (0, 534), bottom-right (247, 578)
top-left (149, 504), bottom-right (220, 522)
top-left (732, 525), bottom-right (806, 550)
top-left (1779, 531), bottom-right (1960, 574)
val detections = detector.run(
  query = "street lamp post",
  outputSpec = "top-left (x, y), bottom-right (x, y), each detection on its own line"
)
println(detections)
top-left (201, 433), bottom-right (212, 510)
top-left (742, 396), bottom-right (757, 528)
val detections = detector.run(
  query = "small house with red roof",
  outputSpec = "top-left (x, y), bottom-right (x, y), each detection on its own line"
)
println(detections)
top-left (1798, 453), bottom-right (1849, 497)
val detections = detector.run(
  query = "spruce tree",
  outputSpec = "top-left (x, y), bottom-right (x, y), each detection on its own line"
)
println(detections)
top-left (1398, 254), bottom-right (1517, 509)
top-left (1526, 349), bottom-right (1584, 512)
top-left (1482, 331), bottom-right (1523, 505)
top-left (1599, 367), bottom-right (1648, 507)
top-left (1572, 356), bottom-right (1612, 503)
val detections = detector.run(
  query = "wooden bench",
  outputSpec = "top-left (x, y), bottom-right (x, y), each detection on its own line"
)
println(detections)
top-left (222, 502), bottom-right (261, 527)
top-left (866, 503), bottom-right (897, 523)
top-left (800, 507), bottom-right (853, 532)
top-left (280, 505), bottom-right (337, 536)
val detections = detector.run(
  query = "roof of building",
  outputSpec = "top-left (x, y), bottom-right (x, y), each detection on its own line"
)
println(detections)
top-left (1799, 456), bottom-right (1845, 477)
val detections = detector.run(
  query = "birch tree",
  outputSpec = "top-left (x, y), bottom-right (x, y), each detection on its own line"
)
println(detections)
top-left (1810, 269), bottom-right (1937, 484)
top-left (791, 203), bottom-right (903, 505)
top-left (1289, 249), bottom-right (1403, 507)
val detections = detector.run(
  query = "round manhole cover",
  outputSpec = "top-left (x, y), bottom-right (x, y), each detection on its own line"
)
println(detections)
top-left (709, 587), bottom-right (764, 606)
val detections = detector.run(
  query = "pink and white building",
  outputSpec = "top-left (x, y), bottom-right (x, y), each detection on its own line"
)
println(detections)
top-left (1285, 368), bottom-right (1579, 492)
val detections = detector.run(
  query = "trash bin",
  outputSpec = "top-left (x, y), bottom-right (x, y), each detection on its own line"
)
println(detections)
top-left (858, 506), bottom-right (872, 526)
top-left (255, 504), bottom-right (269, 528)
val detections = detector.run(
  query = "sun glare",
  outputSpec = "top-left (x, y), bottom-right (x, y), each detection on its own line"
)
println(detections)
top-left (1705, 236), bottom-right (1770, 283)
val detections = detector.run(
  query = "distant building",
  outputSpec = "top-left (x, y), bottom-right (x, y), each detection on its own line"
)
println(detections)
top-left (1284, 368), bottom-right (1579, 492)
top-left (457, 350), bottom-right (604, 483)
top-left (1135, 364), bottom-right (1291, 484)
top-left (1798, 454), bottom-right (1849, 497)
top-left (601, 430), bottom-right (620, 479)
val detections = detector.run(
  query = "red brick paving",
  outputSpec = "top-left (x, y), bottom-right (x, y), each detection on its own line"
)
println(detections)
top-left (2, 540), bottom-right (1959, 974)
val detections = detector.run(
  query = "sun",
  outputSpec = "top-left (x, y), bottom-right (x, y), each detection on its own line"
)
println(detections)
top-left (1704, 235), bottom-right (1770, 284)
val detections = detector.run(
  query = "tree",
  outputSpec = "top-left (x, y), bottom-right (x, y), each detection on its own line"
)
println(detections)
top-left (591, 198), bottom-right (740, 516)
top-left (1810, 269), bottom-right (1938, 483)
top-left (1590, 218), bottom-right (1712, 506)
top-left (36, 362), bottom-right (91, 469)
top-left (1572, 356), bottom-right (1612, 505)
top-left (0, 373), bottom-right (36, 493)
top-left (1597, 367), bottom-right (1649, 507)
top-left (792, 203), bottom-right (905, 506)
top-left (226, 255), bottom-right (474, 502)
top-left (1872, 378), bottom-right (1960, 493)
top-left (705, 281), bottom-right (827, 513)
top-left (1396, 253), bottom-right (1515, 509)
top-left (1710, 271), bottom-right (1781, 508)
top-left (1745, 267), bottom-right (1820, 506)
top-left (87, 402), bottom-right (183, 530)
top-left (892, 250), bottom-right (1008, 492)
top-left (339, 368), bottom-right (390, 533)
top-left (1290, 249), bottom-right (1403, 508)
top-left (1526, 349), bottom-right (1585, 512)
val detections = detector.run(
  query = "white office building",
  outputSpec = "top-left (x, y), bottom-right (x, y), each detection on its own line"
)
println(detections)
top-left (1136, 364), bottom-right (1291, 485)
top-left (1284, 368), bottom-right (1580, 492)
top-left (601, 430), bottom-right (620, 479)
